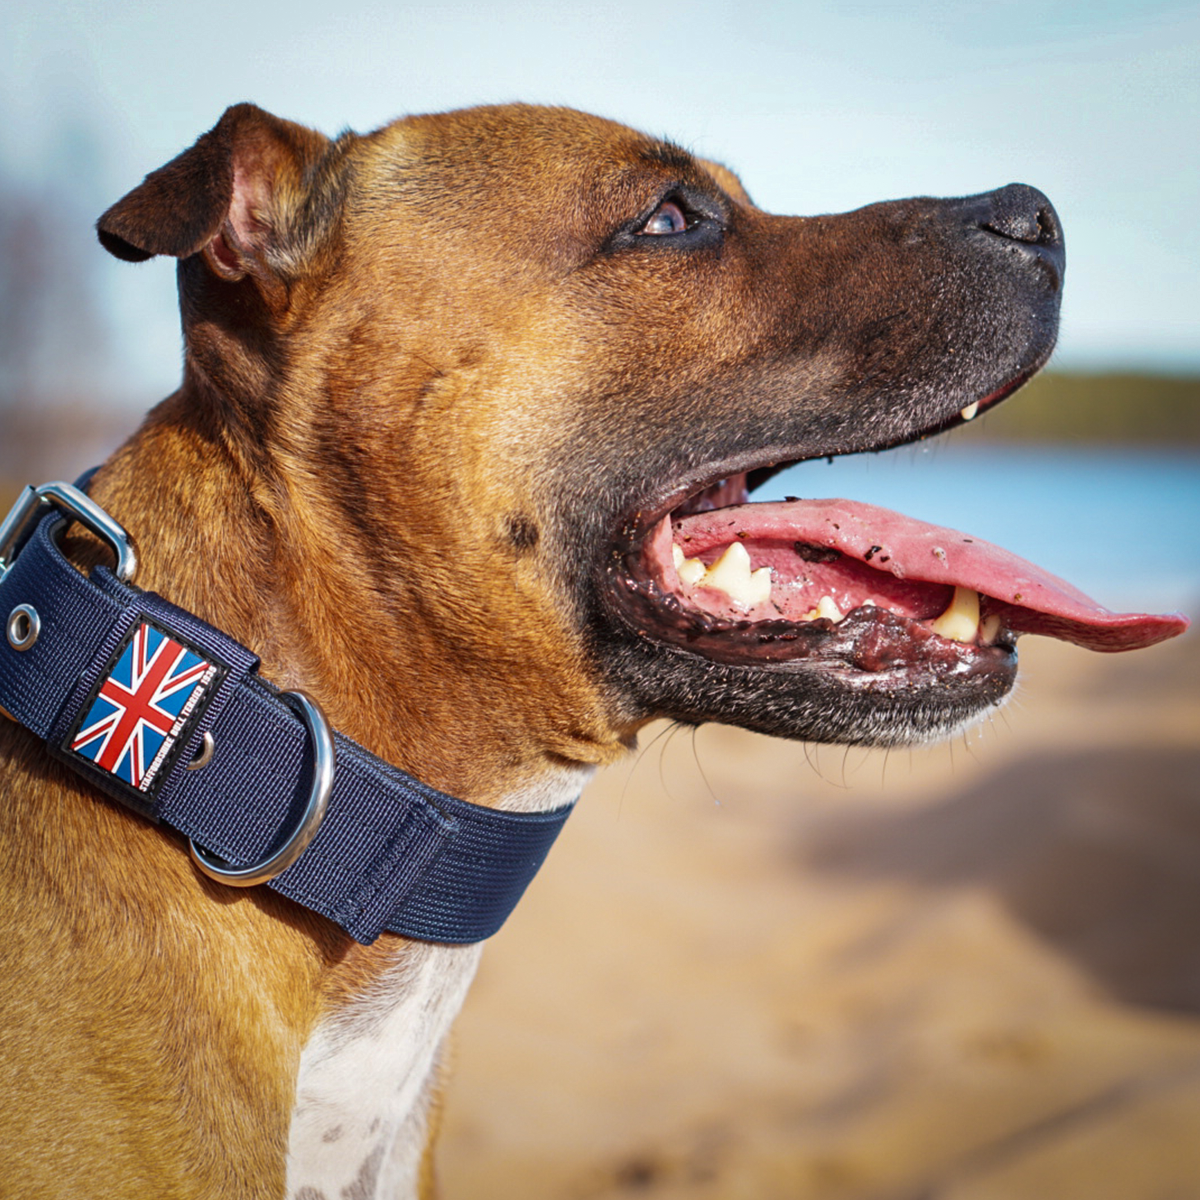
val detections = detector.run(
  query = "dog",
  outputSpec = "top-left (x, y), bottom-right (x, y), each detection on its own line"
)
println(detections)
top-left (0, 102), bottom-right (1186, 1199)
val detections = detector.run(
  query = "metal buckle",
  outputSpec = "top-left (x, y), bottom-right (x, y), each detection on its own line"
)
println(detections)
top-left (0, 481), bottom-right (138, 585)
top-left (188, 689), bottom-right (335, 887)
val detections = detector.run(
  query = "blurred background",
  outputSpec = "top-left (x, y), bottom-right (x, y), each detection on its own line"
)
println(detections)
top-left (4, 2), bottom-right (1198, 1196)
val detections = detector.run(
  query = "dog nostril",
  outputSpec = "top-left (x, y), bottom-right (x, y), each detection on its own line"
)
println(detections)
top-left (979, 184), bottom-right (1062, 248)
top-left (983, 209), bottom-right (1046, 245)
top-left (973, 183), bottom-right (1065, 290)
top-left (1033, 204), bottom-right (1062, 247)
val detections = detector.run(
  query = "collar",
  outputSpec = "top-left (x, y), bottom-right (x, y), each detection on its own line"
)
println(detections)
top-left (0, 480), bottom-right (574, 944)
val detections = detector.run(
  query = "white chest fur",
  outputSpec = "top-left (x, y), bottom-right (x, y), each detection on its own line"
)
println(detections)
top-left (284, 763), bottom-right (592, 1199)
top-left (286, 939), bottom-right (483, 1199)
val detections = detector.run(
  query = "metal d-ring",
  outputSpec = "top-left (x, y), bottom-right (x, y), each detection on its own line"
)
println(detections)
top-left (0, 481), bottom-right (137, 584)
top-left (188, 690), bottom-right (335, 888)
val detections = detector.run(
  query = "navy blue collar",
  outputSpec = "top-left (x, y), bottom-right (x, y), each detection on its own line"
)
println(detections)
top-left (0, 481), bottom-right (574, 944)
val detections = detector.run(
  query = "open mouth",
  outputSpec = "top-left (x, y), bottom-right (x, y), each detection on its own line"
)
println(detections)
top-left (608, 443), bottom-right (1188, 701)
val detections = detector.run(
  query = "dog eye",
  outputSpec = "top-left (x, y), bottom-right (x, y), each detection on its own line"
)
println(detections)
top-left (638, 200), bottom-right (690, 236)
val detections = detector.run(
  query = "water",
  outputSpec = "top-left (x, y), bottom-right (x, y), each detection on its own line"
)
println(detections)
top-left (759, 444), bottom-right (1200, 617)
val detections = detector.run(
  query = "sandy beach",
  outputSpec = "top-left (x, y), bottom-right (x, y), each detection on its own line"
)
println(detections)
top-left (437, 630), bottom-right (1200, 1199)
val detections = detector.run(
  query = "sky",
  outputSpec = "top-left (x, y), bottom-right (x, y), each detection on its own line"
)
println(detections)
top-left (4, 0), bottom-right (1198, 408)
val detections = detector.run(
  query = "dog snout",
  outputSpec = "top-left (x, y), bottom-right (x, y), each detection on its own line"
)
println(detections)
top-left (971, 183), bottom-right (1065, 289)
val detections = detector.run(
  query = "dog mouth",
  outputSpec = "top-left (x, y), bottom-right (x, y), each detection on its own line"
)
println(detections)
top-left (605, 438), bottom-right (1188, 716)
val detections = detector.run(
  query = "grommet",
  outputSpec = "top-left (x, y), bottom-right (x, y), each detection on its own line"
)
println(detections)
top-left (186, 731), bottom-right (216, 771)
top-left (6, 604), bottom-right (40, 651)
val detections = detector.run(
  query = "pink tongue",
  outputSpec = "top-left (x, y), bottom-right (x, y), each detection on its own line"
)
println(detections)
top-left (676, 498), bottom-right (1189, 652)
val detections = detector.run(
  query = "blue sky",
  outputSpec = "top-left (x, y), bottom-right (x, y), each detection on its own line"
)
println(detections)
top-left (5, 0), bottom-right (1198, 407)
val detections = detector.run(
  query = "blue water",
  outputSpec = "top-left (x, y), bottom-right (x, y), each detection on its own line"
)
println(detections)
top-left (759, 445), bottom-right (1200, 617)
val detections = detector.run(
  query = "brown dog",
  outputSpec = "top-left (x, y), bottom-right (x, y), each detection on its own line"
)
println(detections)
top-left (0, 102), bottom-right (1184, 1199)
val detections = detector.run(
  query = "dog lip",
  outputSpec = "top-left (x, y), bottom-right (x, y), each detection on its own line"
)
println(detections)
top-left (939, 351), bottom-right (1055, 437)
top-left (615, 360), bottom-right (1058, 547)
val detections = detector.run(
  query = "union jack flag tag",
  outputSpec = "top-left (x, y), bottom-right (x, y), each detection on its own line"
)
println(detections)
top-left (67, 620), bottom-right (222, 798)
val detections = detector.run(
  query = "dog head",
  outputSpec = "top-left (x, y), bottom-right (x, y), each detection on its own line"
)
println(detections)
top-left (96, 103), bottom-right (1178, 786)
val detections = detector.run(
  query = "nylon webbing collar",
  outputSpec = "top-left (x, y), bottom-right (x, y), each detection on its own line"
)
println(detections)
top-left (0, 481), bottom-right (574, 944)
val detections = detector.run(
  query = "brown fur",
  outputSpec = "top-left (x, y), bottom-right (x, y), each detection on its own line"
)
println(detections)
top-left (0, 102), bottom-right (1064, 1197)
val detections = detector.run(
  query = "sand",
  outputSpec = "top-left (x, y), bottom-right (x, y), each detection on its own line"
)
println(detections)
top-left (437, 631), bottom-right (1200, 1199)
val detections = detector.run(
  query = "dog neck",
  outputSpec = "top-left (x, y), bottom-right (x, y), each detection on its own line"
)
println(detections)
top-left (79, 398), bottom-right (607, 1190)
top-left (284, 762), bottom-right (590, 1198)
top-left (90, 385), bottom-right (626, 810)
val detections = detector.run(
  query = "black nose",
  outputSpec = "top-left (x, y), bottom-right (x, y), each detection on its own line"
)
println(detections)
top-left (981, 184), bottom-right (1062, 248)
top-left (973, 183), bottom-right (1065, 288)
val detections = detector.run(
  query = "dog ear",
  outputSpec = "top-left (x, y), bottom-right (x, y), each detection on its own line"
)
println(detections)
top-left (96, 103), bottom-right (335, 292)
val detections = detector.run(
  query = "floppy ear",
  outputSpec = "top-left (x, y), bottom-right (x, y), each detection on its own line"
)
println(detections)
top-left (96, 103), bottom-right (334, 293)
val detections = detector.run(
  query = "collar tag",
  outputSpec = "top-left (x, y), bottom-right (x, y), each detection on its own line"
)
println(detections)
top-left (65, 619), bottom-right (224, 807)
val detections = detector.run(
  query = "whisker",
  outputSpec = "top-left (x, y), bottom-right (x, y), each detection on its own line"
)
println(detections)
top-left (620, 720), bottom-right (678, 818)
top-left (689, 725), bottom-right (722, 806)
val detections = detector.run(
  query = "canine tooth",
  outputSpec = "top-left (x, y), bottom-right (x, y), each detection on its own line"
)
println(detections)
top-left (930, 586), bottom-right (980, 643)
top-left (817, 595), bottom-right (842, 623)
top-left (961, 401), bottom-right (979, 421)
top-left (700, 542), bottom-right (772, 607)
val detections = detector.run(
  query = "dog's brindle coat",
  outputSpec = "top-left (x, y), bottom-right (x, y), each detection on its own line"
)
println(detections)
top-left (0, 104), bottom-right (1064, 1197)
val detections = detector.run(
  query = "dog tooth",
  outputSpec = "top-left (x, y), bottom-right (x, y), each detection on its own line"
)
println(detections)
top-left (700, 542), bottom-right (772, 607)
top-left (980, 614), bottom-right (1003, 645)
top-left (748, 567), bottom-right (773, 605)
top-left (930, 586), bottom-right (980, 643)
top-left (699, 542), bottom-right (751, 596)
top-left (960, 401), bottom-right (979, 421)
top-left (817, 595), bottom-right (843, 623)
top-left (673, 543), bottom-right (708, 586)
